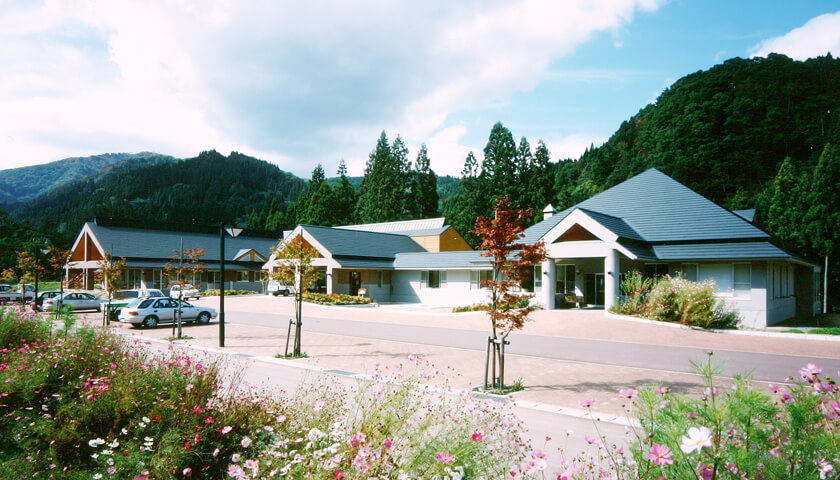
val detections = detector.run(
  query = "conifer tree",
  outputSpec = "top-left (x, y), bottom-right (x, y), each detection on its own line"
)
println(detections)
top-left (407, 144), bottom-right (439, 218)
top-left (330, 160), bottom-right (357, 226)
top-left (356, 132), bottom-right (410, 223)
top-left (445, 152), bottom-right (486, 246)
top-left (766, 157), bottom-right (809, 251)
top-left (528, 140), bottom-right (554, 215)
top-left (482, 122), bottom-right (518, 202)
top-left (296, 164), bottom-right (332, 226)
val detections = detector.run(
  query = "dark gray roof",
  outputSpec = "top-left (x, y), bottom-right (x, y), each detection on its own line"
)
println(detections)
top-left (521, 207), bottom-right (573, 244)
top-left (575, 169), bottom-right (768, 242)
top-left (333, 257), bottom-right (397, 269)
top-left (302, 225), bottom-right (426, 259)
top-left (732, 209), bottom-right (756, 223)
top-left (578, 208), bottom-right (644, 241)
top-left (652, 242), bottom-right (790, 260)
top-left (124, 260), bottom-right (253, 270)
top-left (87, 222), bottom-right (278, 262)
top-left (393, 250), bottom-right (491, 269)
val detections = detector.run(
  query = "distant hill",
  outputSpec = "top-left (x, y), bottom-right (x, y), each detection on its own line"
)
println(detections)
top-left (10, 150), bottom-right (306, 240)
top-left (0, 152), bottom-right (167, 204)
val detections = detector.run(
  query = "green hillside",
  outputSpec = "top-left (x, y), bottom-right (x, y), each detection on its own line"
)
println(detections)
top-left (0, 152), bottom-right (166, 204)
top-left (10, 150), bottom-right (306, 240)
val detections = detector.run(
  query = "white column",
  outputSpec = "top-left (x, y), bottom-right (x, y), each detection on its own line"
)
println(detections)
top-left (326, 266), bottom-right (334, 295)
top-left (540, 259), bottom-right (555, 309)
top-left (604, 249), bottom-right (620, 310)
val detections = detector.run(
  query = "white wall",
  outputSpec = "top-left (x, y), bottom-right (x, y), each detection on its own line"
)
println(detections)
top-left (391, 270), bottom-right (491, 306)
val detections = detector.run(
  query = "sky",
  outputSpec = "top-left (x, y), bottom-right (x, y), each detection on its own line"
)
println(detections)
top-left (1, 1), bottom-right (840, 179)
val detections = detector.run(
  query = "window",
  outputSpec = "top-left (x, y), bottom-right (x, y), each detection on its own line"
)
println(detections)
top-left (125, 269), bottom-right (143, 289)
top-left (555, 264), bottom-right (576, 294)
top-left (236, 271), bottom-right (249, 282)
top-left (699, 264), bottom-right (732, 293)
top-left (733, 263), bottom-right (751, 298)
top-left (421, 271), bottom-right (446, 289)
top-left (680, 263), bottom-right (698, 282)
top-left (534, 265), bottom-right (542, 289)
top-left (377, 271), bottom-right (382, 288)
top-left (645, 263), bottom-right (669, 277)
top-left (470, 270), bottom-right (492, 290)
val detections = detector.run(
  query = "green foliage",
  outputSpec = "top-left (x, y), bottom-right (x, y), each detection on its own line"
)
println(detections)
top-left (10, 150), bottom-right (304, 241)
top-left (407, 144), bottom-right (440, 218)
top-left (200, 289), bottom-right (257, 296)
top-left (295, 164), bottom-right (334, 226)
top-left (615, 270), bottom-right (655, 316)
top-left (302, 292), bottom-right (372, 305)
top-left (356, 132), bottom-right (411, 223)
top-left (330, 160), bottom-right (358, 226)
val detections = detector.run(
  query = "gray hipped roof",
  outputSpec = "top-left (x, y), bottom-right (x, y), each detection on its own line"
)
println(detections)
top-left (301, 225), bottom-right (427, 259)
top-left (86, 222), bottom-right (278, 263)
top-left (393, 250), bottom-right (490, 270)
top-left (522, 168), bottom-right (792, 262)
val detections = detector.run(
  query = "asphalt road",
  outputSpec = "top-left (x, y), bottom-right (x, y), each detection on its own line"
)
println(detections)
top-left (224, 310), bottom-right (840, 382)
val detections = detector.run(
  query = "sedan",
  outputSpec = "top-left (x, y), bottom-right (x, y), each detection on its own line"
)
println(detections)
top-left (34, 290), bottom-right (63, 311)
top-left (117, 297), bottom-right (217, 328)
top-left (42, 292), bottom-right (106, 312)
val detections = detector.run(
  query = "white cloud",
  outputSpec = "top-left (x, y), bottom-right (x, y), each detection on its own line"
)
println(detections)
top-left (0, 0), bottom-right (663, 177)
top-left (749, 11), bottom-right (840, 60)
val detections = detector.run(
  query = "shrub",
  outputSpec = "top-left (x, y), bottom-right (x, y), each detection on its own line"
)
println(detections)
top-left (616, 274), bottom-right (740, 329)
top-left (200, 289), bottom-right (258, 297)
top-left (302, 292), bottom-right (372, 305)
top-left (453, 298), bottom-right (531, 313)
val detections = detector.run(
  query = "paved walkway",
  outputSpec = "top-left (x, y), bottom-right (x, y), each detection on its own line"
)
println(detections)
top-left (80, 295), bottom-right (840, 418)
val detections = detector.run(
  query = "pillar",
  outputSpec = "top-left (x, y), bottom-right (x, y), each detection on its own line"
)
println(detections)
top-left (604, 249), bottom-right (620, 310)
top-left (326, 266), bottom-right (334, 295)
top-left (540, 259), bottom-right (555, 309)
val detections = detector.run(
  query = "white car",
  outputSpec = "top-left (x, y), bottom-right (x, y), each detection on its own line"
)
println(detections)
top-left (169, 284), bottom-right (201, 300)
top-left (117, 297), bottom-right (217, 328)
top-left (42, 292), bottom-right (105, 311)
top-left (267, 280), bottom-right (294, 296)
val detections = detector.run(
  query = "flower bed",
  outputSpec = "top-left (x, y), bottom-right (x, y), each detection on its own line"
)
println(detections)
top-left (200, 289), bottom-right (259, 297)
top-left (302, 292), bottom-right (372, 305)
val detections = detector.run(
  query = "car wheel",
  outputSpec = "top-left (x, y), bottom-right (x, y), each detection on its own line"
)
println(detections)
top-left (143, 316), bottom-right (158, 328)
top-left (196, 312), bottom-right (210, 325)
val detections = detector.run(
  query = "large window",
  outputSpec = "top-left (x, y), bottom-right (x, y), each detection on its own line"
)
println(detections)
top-left (555, 264), bottom-right (576, 294)
top-left (680, 263), bottom-right (698, 282)
top-left (470, 270), bottom-right (492, 290)
top-left (645, 263), bottom-right (669, 277)
top-left (733, 263), bottom-right (751, 298)
top-left (421, 270), bottom-right (446, 289)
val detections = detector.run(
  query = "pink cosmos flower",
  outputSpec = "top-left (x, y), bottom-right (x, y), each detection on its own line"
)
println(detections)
top-left (578, 398), bottom-right (596, 408)
top-left (472, 432), bottom-right (483, 442)
top-left (182, 467), bottom-right (192, 477)
top-left (816, 458), bottom-right (833, 479)
top-left (382, 437), bottom-right (392, 449)
top-left (680, 427), bottom-right (712, 454)
top-left (333, 470), bottom-right (344, 480)
top-left (619, 388), bottom-right (638, 399)
top-left (203, 416), bottom-right (214, 424)
top-left (687, 412), bottom-right (697, 419)
top-left (436, 452), bottom-right (455, 463)
top-left (647, 443), bottom-right (673, 466)
top-left (800, 363), bottom-right (822, 381)
top-left (107, 467), bottom-right (116, 475)
top-left (767, 384), bottom-right (783, 393)
top-left (313, 399), bottom-right (325, 412)
top-left (556, 462), bottom-right (578, 480)
top-left (696, 462), bottom-right (713, 480)
top-left (220, 426), bottom-right (232, 434)
top-left (243, 459), bottom-right (259, 477)
top-left (240, 437), bottom-right (252, 448)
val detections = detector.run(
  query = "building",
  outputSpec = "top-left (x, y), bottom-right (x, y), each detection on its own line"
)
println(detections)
top-left (66, 220), bottom-right (279, 292)
top-left (265, 169), bottom-right (821, 328)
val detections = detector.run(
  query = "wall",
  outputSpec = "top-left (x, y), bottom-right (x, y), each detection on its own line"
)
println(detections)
top-left (391, 270), bottom-right (491, 306)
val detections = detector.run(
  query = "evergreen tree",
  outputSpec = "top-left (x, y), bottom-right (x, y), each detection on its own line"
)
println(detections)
top-left (356, 132), bottom-right (410, 223)
top-left (445, 152), bottom-right (486, 247)
top-left (331, 160), bottom-right (357, 226)
top-left (407, 144), bottom-right (439, 218)
top-left (528, 140), bottom-right (554, 215)
top-left (482, 123), bottom-right (518, 203)
top-left (807, 143), bottom-right (840, 256)
top-left (296, 164), bottom-right (333, 226)
top-left (765, 157), bottom-right (809, 251)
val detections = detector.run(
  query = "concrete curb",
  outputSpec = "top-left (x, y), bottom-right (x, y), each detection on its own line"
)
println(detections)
top-left (115, 330), bottom-right (634, 427)
top-left (605, 311), bottom-right (840, 342)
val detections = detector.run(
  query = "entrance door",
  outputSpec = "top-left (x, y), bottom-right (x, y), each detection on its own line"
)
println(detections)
top-left (350, 271), bottom-right (361, 296)
top-left (584, 273), bottom-right (606, 306)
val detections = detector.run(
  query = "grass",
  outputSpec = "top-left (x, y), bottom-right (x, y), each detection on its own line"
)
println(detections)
top-left (275, 352), bottom-right (309, 359)
top-left (165, 335), bottom-right (194, 340)
top-left (476, 379), bottom-right (524, 395)
top-left (808, 327), bottom-right (840, 335)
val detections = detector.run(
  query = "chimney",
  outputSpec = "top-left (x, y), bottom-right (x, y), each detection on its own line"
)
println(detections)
top-left (542, 204), bottom-right (556, 220)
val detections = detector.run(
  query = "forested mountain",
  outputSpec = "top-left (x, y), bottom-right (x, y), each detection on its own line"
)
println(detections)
top-left (10, 151), bottom-right (305, 241)
top-left (0, 152), bottom-right (166, 204)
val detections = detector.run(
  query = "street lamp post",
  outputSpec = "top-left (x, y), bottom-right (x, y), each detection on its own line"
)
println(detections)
top-left (219, 224), bottom-right (243, 348)
top-left (34, 247), bottom-right (48, 309)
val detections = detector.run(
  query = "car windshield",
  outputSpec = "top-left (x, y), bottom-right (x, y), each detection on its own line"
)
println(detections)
top-left (176, 300), bottom-right (193, 307)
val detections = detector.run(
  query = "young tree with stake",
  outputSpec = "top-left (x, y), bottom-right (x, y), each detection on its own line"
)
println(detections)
top-left (96, 253), bottom-right (126, 326)
top-left (270, 236), bottom-right (322, 357)
top-left (471, 197), bottom-right (546, 391)
top-left (162, 246), bottom-right (205, 339)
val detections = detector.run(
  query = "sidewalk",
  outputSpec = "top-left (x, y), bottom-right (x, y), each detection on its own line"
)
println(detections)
top-left (83, 295), bottom-right (840, 418)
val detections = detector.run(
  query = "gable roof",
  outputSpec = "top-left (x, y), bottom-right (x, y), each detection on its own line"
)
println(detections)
top-left (525, 169), bottom-right (769, 245)
top-left (300, 225), bottom-right (427, 259)
top-left (334, 217), bottom-right (446, 233)
top-left (83, 222), bottom-right (278, 262)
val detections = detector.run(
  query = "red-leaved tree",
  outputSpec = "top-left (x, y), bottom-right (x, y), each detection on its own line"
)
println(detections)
top-left (471, 197), bottom-right (547, 390)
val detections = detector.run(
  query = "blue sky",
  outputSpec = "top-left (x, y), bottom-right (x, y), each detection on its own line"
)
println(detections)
top-left (1, 1), bottom-right (839, 178)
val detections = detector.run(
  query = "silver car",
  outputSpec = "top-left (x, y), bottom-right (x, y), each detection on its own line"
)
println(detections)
top-left (117, 297), bottom-right (217, 328)
top-left (42, 292), bottom-right (106, 311)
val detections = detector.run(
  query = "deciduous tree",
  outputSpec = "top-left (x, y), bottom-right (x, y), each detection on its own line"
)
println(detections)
top-left (270, 236), bottom-right (323, 357)
top-left (471, 197), bottom-right (546, 390)
top-left (162, 246), bottom-right (206, 338)
top-left (96, 253), bottom-right (126, 326)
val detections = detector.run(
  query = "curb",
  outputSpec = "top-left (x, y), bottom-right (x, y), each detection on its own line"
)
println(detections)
top-left (115, 330), bottom-right (634, 427)
top-left (605, 311), bottom-right (840, 342)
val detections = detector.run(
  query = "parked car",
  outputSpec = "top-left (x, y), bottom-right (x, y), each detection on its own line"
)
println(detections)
top-left (42, 292), bottom-right (106, 312)
top-left (33, 290), bottom-right (63, 311)
top-left (267, 280), bottom-right (294, 296)
top-left (0, 284), bottom-right (36, 303)
top-left (106, 289), bottom-right (167, 321)
top-left (170, 284), bottom-right (201, 300)
top-left (117, 297), bottom-right (217, 328)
